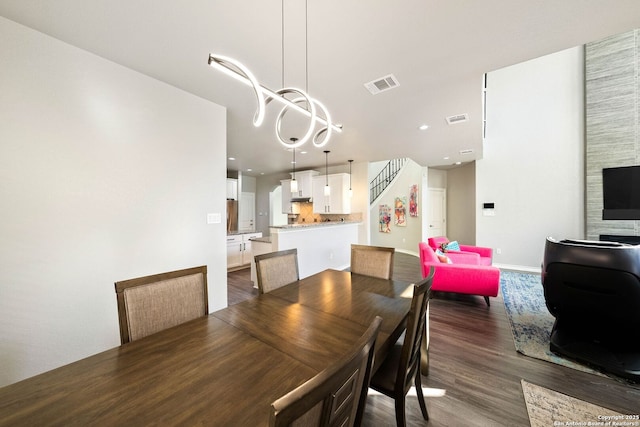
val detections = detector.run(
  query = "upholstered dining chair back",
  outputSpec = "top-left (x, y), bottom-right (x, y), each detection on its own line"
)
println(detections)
top-left (255, 248), bottom-right (299, 294)
top-left (269, 316), bottom-right (382, 427)
top-left (369, 267), bottom-right (435, 427)
top-left (350, 244), bottom-right (395, 280)
top-left (114, 265), bottom-right (208, 344)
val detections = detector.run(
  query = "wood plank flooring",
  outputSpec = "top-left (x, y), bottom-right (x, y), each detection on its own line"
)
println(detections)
top-left (227, 253), bottom-right (640, 426)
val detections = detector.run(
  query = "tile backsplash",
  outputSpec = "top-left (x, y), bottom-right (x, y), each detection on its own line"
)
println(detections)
top-left (291, 202), bottom-right (362, 224)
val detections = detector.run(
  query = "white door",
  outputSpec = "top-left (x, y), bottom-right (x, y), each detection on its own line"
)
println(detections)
top-left (239, 192), bottom-right (255, 231)
top-left (427, 188), bottom-right (446, 238)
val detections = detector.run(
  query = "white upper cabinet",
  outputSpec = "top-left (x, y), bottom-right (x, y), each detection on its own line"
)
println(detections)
top-left (280, 180), bottom-right (301, 214)
top-left (312, 173), bottom-right (351, 214)
top-left (226, 178), bottom-right (238, 200)
top-left (290, 170), bottom-right (318, 199)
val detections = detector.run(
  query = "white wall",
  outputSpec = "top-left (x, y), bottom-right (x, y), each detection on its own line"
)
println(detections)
top-left (350, 161), bottom-right (370, 244)
top-left (370, 159), bottom-right (424, 255)
top-left (477, 46), bottom-right (585, 269)
top-left (427, 168), bottom-right (447, 189)
top-left (0, 17), bottom-right (228, 387)
top-left (255, 172), bottom-right (286, 235)
top-left (447, 162), bottom-right (476, 245)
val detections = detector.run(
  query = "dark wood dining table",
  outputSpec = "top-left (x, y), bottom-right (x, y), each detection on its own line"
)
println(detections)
top-left (0, 269), bottom-right (414, 426)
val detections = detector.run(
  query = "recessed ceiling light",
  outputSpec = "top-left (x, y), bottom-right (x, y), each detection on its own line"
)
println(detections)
top-left (246, 168), bottom-right (252, 172)
top-left (418, 124), bottom-right (429, 130)
top-left (228, 157), bottom-right (236, 161)
top-left (443, 156), bottom-right (450, 160)
top-left (455, 162), bottom-right (462, 165)
top-left (300, 151), bottom-right (307, 154)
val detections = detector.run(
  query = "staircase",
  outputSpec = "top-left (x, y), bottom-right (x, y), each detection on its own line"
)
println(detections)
top-left (370, 158), bottom-right (407, 204)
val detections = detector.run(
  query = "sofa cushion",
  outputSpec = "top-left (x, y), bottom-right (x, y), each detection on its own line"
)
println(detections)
top-left (435, 250), bottom-right (452, 264)
top-left (445, 251), bottom-right (481, 265)
top-left (445, 241), bottom-right (460, 251)
top-left (477, 257), bottom-right (493, 266)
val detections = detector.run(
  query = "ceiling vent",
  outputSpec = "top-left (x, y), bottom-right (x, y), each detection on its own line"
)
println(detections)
top-left (364, 74), bottom-right (400, 95)
top-left (459, 149), bottom-right (474, 155)
top-left (446, 113), bottom-right (469, 125)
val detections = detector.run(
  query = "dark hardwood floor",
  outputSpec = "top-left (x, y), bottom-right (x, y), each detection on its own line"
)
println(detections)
top-left (227, 254), bottom-right (640, 426)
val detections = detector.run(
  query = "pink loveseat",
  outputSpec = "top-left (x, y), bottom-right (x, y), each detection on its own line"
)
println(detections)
top-left (427, 236), bottom-right (493, 266)
top-left (419, 242), bottom-right (500, 306)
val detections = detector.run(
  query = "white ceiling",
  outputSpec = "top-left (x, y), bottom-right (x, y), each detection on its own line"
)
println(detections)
top-left (1, 1), bottom-right (639, 176)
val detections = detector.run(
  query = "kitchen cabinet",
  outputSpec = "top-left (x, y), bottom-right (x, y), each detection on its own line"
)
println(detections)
top-left (280, 180), bottom-right (301, 214)
top-left (312, 173), bottom-right (351, 214)
top-left (290, 170), bottom-right (318, 199)
top-left (226, 179), bottom-right (238, 200)
top-left (226, 235), bottom-right (243, 268)
top-left (281, 170), bottom-right (318, 214)
top-left (227, 232), bottom-right (262, 269)
top-left (241, 232), bottom-right (261, 266)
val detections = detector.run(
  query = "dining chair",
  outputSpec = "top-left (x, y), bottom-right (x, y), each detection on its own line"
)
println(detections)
top-left (350, 244), bottom-right (395, 280)
top-left (368, 267), bottom-right (435, 427)
top-left (254, 248), bottom-right (299, 294)
top-left (269, 316), bottom-right (383, 427)
top-left (114, 265), bottom-right (208, 344)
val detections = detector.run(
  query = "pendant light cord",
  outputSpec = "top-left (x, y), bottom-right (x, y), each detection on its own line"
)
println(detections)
top-left (305, 0), bottom-right (308, 94)
top-left (281, 0), bottom-right (285, 88)
top-left (324, 151), bottom-right (329, 186)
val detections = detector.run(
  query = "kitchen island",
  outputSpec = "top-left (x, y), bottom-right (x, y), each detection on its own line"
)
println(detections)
top-left (250, 221), bottom-right (360, 284)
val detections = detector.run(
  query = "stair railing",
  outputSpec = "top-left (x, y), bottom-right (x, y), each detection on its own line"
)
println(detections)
top-left (370, 158), bottom-right (407, 204)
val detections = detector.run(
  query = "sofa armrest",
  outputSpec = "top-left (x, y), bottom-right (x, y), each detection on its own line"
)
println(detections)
top-left (427, 236), bottom-right (449, 251)
top-left (422, 261), bottom-right (500, 297)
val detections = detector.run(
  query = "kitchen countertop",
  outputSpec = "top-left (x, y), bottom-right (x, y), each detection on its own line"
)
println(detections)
top-left (227, 230), bottom-right (258, 236)
top-left (250, 236), bottom-right (272, 243)
top-left (271, 220), bottom-right (361, 230)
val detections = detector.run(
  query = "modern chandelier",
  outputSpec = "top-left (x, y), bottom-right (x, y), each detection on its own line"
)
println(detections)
top-left (207, 2), bottom-right (342, 149)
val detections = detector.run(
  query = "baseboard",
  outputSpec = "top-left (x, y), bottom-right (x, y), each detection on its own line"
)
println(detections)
top-left (395, 248), bottom-right (419, 258)
top-left (227, 264), bottom-right (250, 273)
top-left (494, 263), bottom-right (541, 274)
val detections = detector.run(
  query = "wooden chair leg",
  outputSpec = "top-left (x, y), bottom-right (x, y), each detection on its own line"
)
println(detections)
top-left (415, 370), bottom-right (429, 420)
top-left (395, 394), bottom-right (406, 427)
top-left (420, 326), bottom-right (429, 376)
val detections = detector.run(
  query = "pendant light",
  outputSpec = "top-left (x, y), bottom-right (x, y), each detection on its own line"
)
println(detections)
top-left (290, 138), bottom-right (298, 194)
top-left (348, 159), bottom-right (353, 198)
top-left (324, 150), bottom-right (331, 196)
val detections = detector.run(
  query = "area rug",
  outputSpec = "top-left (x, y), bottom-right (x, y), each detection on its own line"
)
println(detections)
top-left (500, 270), bottom-right (602, 375)
top-left (521, 380), bottom-right (624, 427)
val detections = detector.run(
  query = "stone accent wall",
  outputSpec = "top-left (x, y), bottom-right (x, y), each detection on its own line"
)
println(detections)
top-left (585, 29), bottom-right (640, 240)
